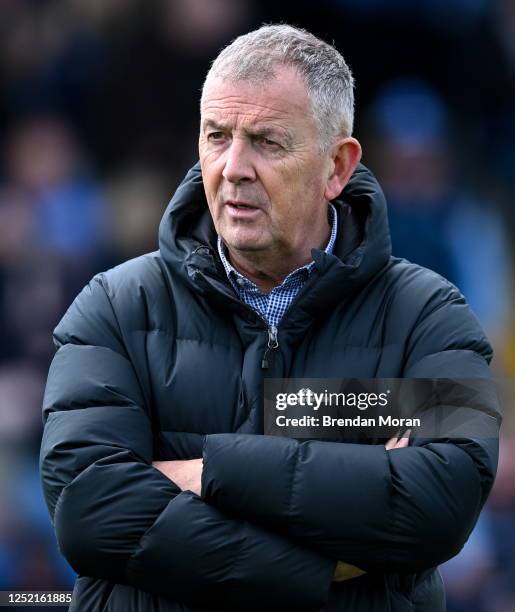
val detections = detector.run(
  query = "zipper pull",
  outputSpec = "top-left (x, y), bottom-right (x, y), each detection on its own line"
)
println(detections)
top-left (261, 325), bottom-right (279, 369)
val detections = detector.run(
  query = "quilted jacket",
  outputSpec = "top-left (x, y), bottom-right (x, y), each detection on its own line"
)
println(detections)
top-left (40, 163), bottom-right (500, 611)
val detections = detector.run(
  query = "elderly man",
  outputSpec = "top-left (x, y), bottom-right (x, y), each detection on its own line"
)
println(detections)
top-left (40, 25), bottom-right (499, 611)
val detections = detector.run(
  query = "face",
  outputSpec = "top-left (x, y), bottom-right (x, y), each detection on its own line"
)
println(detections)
top-left (199, 65), bottom-right (335, 261)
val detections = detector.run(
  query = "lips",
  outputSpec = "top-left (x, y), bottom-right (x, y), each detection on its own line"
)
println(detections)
top-left (224, 200), bottom-right (263, 219)
top-left (225, 200), bottom-right (260, 210)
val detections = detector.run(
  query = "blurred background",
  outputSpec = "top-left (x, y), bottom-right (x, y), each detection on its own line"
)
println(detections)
top-left (0, 1), bottom-right (514, 610)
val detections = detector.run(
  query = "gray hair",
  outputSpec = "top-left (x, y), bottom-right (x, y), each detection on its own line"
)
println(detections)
top-left (202, 24), bottom-right (355, 151)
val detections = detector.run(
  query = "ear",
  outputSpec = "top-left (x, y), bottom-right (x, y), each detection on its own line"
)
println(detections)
top-left (324, 137), bottom-right (362, 201)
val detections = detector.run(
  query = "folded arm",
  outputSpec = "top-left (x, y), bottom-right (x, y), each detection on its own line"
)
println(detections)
top-left (40, 276), bottom-right (335, 610)
top-left (200, 289), bottom-right (500, 573)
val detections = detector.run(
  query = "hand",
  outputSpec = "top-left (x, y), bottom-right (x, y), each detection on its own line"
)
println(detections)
top-left (333, 560), bottom-right (366, 582)
top-left (385, 429), bottom-right (411, 451)
top-left (152, 459), bottom-right (203, 496)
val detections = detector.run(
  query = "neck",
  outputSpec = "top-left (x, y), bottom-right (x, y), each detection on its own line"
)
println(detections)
top-left (226, 221), bottom-right (331, 293)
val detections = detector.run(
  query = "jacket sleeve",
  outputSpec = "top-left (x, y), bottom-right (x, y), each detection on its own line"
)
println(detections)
top-left (201, 285), bottom-right (500, 573)
top-left (39, 275), bottom-right (335, 611)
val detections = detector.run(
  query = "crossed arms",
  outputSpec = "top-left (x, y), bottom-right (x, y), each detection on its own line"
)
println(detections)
top-left (39, 275), bottom-right (499, 610)
top-left (152, 435), bottom-right (409, 583)
top-left (153, 433), bottom-right (409, 498)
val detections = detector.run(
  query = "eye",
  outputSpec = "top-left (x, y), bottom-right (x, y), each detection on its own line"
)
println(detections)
top-left (207, 131), bottom-right (227, 142)
top-left (257, 136), bottom-right (281, 149)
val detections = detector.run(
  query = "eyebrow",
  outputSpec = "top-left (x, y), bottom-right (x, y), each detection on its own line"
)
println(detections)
top-left (202, 119), bottom-right (293, 146)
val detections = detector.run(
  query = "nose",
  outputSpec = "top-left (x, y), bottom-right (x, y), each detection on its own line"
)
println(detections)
top-left (222, 138), bottom-right (256, 184)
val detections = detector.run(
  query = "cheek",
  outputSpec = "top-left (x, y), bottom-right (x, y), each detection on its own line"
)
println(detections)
top-left (261, 168), bottom-right (299, 218)
top-left (297, 169), bottom-right (326, 205)
top-left (275, 168), bottom-right (325, 223)
top-left (282, 164), bottom-right (318, 198)
top-left (201, 162), bottom-right (221, 198)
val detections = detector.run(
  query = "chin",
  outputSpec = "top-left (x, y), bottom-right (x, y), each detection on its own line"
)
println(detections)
top-left (224, 236), bottom-right (268, 253)
top-left (219, 225), bottom-right (259, 248)
top-left (227, 242), bottom-right (263, 253)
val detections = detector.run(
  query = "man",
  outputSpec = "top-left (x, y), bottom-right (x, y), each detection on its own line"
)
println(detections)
top-left (40, 25), bottom-right (499, 611)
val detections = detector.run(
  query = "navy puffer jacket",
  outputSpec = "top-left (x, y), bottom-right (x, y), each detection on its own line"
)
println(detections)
top-left (40, 163), bottom-right (500, 611)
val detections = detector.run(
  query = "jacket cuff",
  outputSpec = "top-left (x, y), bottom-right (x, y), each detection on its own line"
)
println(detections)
top-left (201, 433), bottom-right (296, 526)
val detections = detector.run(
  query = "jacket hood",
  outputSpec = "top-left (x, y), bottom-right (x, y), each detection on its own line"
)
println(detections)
top-left (158, 162), bottom-right (391, 316)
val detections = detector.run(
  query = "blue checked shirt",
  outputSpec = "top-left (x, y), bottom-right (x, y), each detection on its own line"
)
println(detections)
top-left (218, 204), bottom-right (338, 328)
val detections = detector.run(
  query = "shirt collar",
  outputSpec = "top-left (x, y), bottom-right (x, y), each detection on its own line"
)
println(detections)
top-left (217, 203), bottom-right (338, 292)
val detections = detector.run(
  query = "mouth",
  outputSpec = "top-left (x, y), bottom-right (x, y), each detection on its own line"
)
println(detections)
top-left (224, 200), bottom-right (263, 218)
top-left (225, 200), bottom-right (260, 210)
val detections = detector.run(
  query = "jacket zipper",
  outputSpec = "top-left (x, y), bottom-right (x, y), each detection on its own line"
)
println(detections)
top-left (261, 325), bottom-right (279, 370)
top-left (189, 255), bottom-right (280, 371)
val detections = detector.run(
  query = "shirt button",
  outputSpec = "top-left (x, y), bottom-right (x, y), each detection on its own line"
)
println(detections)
top-left (236, 278), bottom-right (246, 287)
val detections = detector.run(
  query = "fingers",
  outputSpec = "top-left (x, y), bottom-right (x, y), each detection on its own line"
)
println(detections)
top-left (333, 561), bottom-right (367, 582)
top-left (385, 429), bottom-right (411, 450)
top-left (385, 436), bottom-right (397, 450)
top-left (396, 429), bottom-right (411, 448)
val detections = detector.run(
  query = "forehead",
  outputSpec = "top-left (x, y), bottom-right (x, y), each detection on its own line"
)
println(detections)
top-left (201, 66), bottom-right (313, 131)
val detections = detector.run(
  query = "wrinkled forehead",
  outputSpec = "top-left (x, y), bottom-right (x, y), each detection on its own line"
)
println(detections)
top-left (200, 68), bottom-right (313, 130)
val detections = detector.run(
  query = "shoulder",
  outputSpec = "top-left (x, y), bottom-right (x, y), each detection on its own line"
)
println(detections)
top-left (355, 257), bottom-right (465, 335)
top-left (54, 252), bottom-right (171, 349)
top-left (380, 258), bottom-right (492, 364)
top-left (381, 257), bottom-right (463, 314)
top-left (99, 251), bottom-right (165, 301)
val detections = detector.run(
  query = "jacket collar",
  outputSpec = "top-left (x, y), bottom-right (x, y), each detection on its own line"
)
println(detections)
top-left (158, 162), bottom-right (392, 323)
